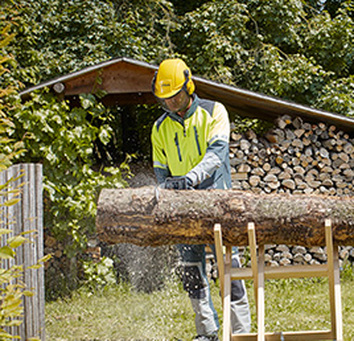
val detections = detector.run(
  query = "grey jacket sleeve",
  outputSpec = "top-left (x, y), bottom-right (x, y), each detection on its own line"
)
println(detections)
top-left (186, 140), bottom-right (228, 187)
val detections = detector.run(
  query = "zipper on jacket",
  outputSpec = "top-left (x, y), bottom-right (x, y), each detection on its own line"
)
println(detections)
top-left (194, 126), bottom-right (202, 156)
top-left (174, 132), bottom-right (182, 162)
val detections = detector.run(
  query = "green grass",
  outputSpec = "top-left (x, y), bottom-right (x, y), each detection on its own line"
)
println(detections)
top-left (46, 275), bottom-right (354, 340)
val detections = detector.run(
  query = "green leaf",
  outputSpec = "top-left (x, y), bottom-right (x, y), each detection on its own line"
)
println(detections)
top-left (98, 126), bottom-right (111, 145)
top-left (0, 246), bottom-right (15, 259)
top-left (7, 236), bottom-right (27, 249)
top-left (19, 229), bottom-right (37, 236)
top-left (3, 198), bottom-right (20, 207)
top-left (37, 254), bottom-right (52, 263)
top-left (81, 98), bottom-right (91, 110)
top-left (5, 319), bottom-right (23, 327)
top-left (0, 331), bottom-right (15, 339)
top-left (27, 264), bottom-right (42, 270)
top-left (0, 228), bottom-right (12, 235)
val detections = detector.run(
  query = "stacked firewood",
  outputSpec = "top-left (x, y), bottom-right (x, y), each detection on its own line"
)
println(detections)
top-left (229, 114), bottom-right (354, 267)
top-left (230, 115), bottom-right (354, 197)
top-left (236, 244), bottom-right (354, 269)
top-left (206, 244), bottom-right (354, 280)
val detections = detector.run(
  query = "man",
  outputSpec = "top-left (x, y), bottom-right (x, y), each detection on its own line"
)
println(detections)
top-left (151, 58), bottom-right (251, 341)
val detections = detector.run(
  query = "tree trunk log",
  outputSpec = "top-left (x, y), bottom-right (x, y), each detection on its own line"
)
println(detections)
top-left (96, 186), bottom-right (354, 247)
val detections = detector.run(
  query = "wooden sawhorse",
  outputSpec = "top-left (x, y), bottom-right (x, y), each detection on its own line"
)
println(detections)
top-left (214, 219), bottom-right (343, 341)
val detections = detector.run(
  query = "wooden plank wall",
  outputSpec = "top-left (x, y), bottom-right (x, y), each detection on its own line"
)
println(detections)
top-left (0, 164), bottom-right (45, 340)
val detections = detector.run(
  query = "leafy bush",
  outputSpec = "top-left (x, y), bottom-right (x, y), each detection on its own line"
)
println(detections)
top-left (82, 257), bottom-right (116, 292)
top-left (9, 89), bottom-right (131, 298)
top-left (13, 90), bottom-right (127, 253)
top-left (1, 3), bottom-right (132, 294)
top-left (0, 218), bottom-right (50, 341)
top-left (0, 18), bottom-right (48, 340)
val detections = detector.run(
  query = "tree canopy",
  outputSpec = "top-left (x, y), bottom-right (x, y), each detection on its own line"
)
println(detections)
top-left (0, 0), bottom-right (352, 115)
top-left (2, 0), bottom-right (353, 116)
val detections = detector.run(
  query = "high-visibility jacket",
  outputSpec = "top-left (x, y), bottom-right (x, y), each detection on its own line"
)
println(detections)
top-left (151, 95), bottom-right (231, 190)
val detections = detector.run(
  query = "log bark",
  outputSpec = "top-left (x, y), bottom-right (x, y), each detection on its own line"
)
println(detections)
top-left (96, 186), bottom-right (354, 247)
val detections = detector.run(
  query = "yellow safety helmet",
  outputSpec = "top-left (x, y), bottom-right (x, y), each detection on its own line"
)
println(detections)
top-left (152, 58), bottom-right (195, 99)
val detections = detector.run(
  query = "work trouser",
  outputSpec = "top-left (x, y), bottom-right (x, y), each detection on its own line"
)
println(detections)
top-left (177, 244), bottom-right (251, 336)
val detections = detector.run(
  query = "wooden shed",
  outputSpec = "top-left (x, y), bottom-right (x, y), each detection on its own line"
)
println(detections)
top-left (20, 57), bottom-right (354, 132)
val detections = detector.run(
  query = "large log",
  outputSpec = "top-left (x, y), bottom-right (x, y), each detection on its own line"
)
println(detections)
top-left (96, 186), bottom-right (354, 247)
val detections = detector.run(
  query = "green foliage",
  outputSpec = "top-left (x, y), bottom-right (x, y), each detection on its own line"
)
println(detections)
top-left (179, 1), bottom-right (250, 84)
top-left (0, 220), bottom-right (50, 340)
top-left (303, 4), bottom-right (354, 77)
top-left (317, 75), bottom-right (354, 117)
top-left (232, 116), bottom-right (273, 135)
top-left (0, 23), bottom-right (25, 169)
top-left (1, 2), bottom-right (135, 293)
top-left (0, 225), bottom-right (46, 341)
top-left (341, 260), bottom-right (354, 281)
top-left (3, 0), bottom-right (176, 86)
top-left (176, 0), bottom-right (353, 116)
top-left (248, 48), bottom-right (333, 106)
top-left (3, 0), bottom-right (121, 83)
top-left (2, 0), bottom-right (353, 156)
top-left (0, 20), bottom-right (44, 341)
top-left (248, 0), bottom-right (305, 52)
top-left (12, 90), bottom-right (127, 255)
top-left (82, 257), bottom-right (116, 291)
top-left (2, 0), bottom-right (353, 114)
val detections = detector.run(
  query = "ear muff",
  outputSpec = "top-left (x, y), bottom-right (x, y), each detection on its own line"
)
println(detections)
top-left (183, 69), bottom-right (195, 95)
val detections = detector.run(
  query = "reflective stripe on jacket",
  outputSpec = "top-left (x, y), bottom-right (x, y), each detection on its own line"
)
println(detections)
top-left (151, 95), bottom-right (231, 189)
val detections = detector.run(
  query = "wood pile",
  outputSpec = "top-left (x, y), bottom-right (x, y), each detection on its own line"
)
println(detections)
top-left (229, 114), bottom-right (354, 266)
top-left (237, 244), bottom-right (354, 268)
top-left (206, 244), bottom-right (354, 281)
top-left (230, 115), bottom-right (354, 197)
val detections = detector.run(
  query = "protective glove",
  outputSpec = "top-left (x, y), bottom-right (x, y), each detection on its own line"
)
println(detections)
top-left (163, 176), bottom-right (193, 190)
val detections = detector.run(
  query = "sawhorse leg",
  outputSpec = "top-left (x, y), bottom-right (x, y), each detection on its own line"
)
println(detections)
top-left (214, 220), bottom-right (343, 341)
top-left (214, 224), bottom-right (231, 341)
top-left (248, 223), bottom-right (265, 341)
top-left (325, 219), bottom-right (343, 341)
top-left (214, 223), bottom-right (263, 341)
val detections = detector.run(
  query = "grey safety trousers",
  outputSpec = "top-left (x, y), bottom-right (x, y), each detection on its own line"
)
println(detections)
top-left (177, 244), bottom-right (251, 336)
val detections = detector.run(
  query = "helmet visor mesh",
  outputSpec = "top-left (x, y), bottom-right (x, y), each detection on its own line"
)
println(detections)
top-left (156, 89), bottom-right (190, 114)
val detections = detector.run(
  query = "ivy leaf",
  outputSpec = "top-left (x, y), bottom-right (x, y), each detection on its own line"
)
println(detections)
top-left (98, 126), bottom-right (111, 145)
top-left (81, 98), bottom-right (92, 110)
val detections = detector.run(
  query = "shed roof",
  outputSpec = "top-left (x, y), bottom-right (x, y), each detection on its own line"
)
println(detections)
top-left (20, 57), bottom-right (354, 132)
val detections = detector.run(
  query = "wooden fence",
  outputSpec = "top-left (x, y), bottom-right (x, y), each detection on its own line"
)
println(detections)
top-left (0, 164), bottom-right (45, 340)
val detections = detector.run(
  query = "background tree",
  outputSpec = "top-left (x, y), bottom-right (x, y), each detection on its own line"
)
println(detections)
top-left (175, 0), bottom-right (353, 116)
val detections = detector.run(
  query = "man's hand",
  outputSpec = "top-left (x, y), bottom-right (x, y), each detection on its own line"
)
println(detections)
top-left (163, 176), bottom-right (193, 190)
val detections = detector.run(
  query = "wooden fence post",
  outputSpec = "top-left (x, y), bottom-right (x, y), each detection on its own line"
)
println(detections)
top-left (0, 164), bottom-right (45, 340)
